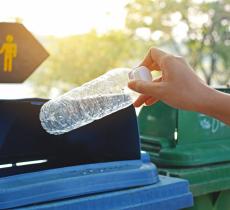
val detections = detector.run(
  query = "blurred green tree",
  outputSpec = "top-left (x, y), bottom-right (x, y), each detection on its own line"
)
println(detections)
top-left (126, 0), bottom-right (230, 85)
top-left (28, 30), bottom-right (149, 97)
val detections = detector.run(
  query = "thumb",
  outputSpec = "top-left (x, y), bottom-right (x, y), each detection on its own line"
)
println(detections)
top-left (128, 80), bottom-right (162, 96)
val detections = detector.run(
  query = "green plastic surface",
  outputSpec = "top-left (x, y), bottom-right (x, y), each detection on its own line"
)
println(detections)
top-left (183, 190), bottom-right (230, 210)
top-left (159, 163), bottom-right (230, 209)
top-left (186, 195), bottom-right (213, 210)
top-left (178, 110), bottom-right (230, 143)
top-left (138, 88), bottom-right (230, 167)
top-left (215, 190), bottom-right (230, 210)
top-left (139, 88), bottom-right (230, 210)
top-left (138, 101), bottom-right (177, 142)
top-left (159, 163), bottom-right (230, 196)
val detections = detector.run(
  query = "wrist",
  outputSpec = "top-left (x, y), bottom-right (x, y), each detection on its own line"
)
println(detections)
top-left (195, 85), bottom-right (221, 117)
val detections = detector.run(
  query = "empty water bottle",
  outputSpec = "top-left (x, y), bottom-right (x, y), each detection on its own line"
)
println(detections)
top-left (39, 66), bottom-right (152, 135)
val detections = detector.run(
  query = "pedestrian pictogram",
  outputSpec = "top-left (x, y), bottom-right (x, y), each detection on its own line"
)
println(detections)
top-left (0, 34), bottom-right (17, 72)
top-left (0, 22), bottom-right (49, 83)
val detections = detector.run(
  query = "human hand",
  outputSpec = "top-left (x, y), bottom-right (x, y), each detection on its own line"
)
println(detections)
top-left (128, 48), bottom-right (213, 112)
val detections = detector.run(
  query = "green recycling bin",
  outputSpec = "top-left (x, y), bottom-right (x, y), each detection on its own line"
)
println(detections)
top-left (138, 88), bottom-right (230, 210)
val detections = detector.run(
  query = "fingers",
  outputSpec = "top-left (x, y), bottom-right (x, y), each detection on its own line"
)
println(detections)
top-left (139, 47), bottom-right (169, 71)
top-left (133, 95), bottom-right (159, 107)
top-left (150, 48), bottom-right (169, 66)
top-left (129, 47), bottom-right (169, 107)
top-left (128, 80), bottom-right (162, 96)
top-left (132, 77), bottom-right (162, 107)
top-left (144, 97), bottom-right (159, 106)
top-left (139, 50), bottom-right (160, 70)
top-left (133, 95), bottom-right (152, 107)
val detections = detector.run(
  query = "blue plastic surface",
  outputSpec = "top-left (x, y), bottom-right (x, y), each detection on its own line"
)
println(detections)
top-left (0, 99), bottom-right (193, 209)
top-left (17, 176), bottom-right (193, 210)
top-left (0, 153), bottom-right (158, 209)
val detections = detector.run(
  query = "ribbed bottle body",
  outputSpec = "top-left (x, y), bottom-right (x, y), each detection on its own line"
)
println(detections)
top-left (39, 68), bottom-right (133, 135)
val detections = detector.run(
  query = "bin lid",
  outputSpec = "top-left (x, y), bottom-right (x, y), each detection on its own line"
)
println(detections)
top-left (138, 88), bottom-right (230, 166)
top-left (14, 175), bottom-right (193, 210)
top-left (0, 152), bottom-right (159, 209)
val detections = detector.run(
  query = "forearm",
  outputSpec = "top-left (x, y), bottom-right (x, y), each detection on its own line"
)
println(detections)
top-left (196, 87), bottom-right (230, 125)
top-left (130, 47), bottom-right (230, 125)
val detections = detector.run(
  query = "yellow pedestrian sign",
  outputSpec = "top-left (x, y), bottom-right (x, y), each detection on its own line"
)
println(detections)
top-left (0, 22), bottom-right (49, 83)
top-left (0, 35), bottom-right (17, 72)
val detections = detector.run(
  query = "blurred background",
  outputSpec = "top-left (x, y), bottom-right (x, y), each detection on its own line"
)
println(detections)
top-left (0, 0), bottom-right (229, 98)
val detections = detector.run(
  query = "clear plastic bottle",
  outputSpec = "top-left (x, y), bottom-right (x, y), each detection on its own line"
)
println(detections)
top-left (39, 67), bottom-right (152, 135)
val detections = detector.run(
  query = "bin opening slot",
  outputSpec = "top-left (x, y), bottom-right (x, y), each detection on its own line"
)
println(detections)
top-left (0, 99), bottom-right (140, 177)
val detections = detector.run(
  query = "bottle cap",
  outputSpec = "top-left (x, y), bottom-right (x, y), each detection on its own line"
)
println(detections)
top-left (128, 66), bottom-right (152, 81)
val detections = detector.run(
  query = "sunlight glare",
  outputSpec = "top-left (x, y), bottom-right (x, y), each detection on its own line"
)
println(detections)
top-left (0, 0), bottom-right (127, 36)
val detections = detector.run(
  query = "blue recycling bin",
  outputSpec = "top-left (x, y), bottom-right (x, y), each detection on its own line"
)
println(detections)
top-left (0, 98), bottom-right (193, 209)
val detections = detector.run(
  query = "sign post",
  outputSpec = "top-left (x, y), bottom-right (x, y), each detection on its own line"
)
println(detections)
top-left (0, 22), bottom-right (49, 83)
